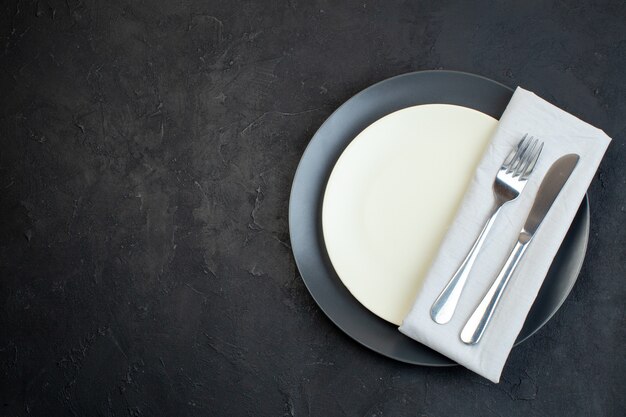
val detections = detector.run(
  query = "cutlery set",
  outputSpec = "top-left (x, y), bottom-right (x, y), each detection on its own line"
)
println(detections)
top-left (430, 135), bottom-right (579, 344)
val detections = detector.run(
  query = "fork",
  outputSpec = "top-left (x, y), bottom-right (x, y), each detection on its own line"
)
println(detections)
top-left (430, 135), bottom-right (543, 324)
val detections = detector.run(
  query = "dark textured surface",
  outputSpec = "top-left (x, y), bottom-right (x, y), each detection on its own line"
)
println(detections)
top-left (0, 0), bottom-right (624, 416)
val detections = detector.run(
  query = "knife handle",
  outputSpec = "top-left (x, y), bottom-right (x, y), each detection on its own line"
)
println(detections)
top-left (460, 235), bottom-right (531, 345)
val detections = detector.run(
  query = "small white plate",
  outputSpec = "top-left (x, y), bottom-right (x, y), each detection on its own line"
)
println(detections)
top-left (322, 104), bottom-right (497, 325)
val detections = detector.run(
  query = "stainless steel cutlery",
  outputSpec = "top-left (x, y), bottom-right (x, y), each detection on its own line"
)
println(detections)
top-left (460, 154), bottom-right (579, 344)
top-left (430, 135), bottom-right (544, 324)
top-left (428, 131), bottom-right (580, 345)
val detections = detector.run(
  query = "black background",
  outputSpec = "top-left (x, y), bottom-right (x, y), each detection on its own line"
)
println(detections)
top-left (1, 1), bottom-right (624, 416)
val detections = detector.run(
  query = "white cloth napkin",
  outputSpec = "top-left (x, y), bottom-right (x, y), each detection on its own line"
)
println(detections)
top-left (399, 87), bottom-right (611, 383)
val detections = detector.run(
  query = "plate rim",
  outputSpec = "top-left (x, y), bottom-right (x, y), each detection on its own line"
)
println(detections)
top-left (288, 69), bottom-right (590, 366)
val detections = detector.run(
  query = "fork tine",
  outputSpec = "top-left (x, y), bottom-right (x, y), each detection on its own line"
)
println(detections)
top-left (505, 135), bottom-right (529, 172)
top-left (502, 145), bottom-right (519, 169)
top-left (513, 136), bottom-right (533, 171)
top-left (502, 134), bottom-right (527, 169)
top-left (521, 141), bottom-right (543, 180)
top-left (515, 138), bottom-right (539, 177)
top-left (507, 136), bottom-right (532, 174)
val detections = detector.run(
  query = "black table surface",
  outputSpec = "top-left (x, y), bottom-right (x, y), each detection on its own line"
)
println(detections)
top-left (1, 1), bottom-right (624, 416)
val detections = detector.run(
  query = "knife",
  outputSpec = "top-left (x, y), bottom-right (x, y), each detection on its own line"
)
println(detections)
top-left (460, 154), bottom-right (580, 345)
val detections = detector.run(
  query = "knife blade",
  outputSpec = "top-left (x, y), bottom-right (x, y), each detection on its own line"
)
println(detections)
top-left (520, 153), bottom-right (580, 240)
top-left (461, 153), bottom-right (579, 345)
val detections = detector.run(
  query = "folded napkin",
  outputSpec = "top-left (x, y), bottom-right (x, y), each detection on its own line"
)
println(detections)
top-left (399, 87), bottom-right (611, 383)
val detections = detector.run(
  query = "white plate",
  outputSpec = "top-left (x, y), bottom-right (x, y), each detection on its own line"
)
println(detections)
top-left (322, 104), bottom-right (497, 325)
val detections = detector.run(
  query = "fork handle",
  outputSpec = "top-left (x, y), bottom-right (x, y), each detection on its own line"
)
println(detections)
top-left (460, 236), bottom-right (530, 345)
top-left (430, 205), bottom-right (502, 324)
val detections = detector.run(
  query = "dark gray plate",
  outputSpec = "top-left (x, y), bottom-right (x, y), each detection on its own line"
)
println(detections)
top-left (288, 70), bottom-right (589, 366)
